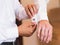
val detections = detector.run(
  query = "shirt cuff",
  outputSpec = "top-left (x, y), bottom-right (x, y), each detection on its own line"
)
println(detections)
top-left (37, 10), bottom-right (48, 21)
top-left (37, 2), bottom-right (48, 22)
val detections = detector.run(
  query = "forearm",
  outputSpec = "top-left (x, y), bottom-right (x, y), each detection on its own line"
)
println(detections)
top-left (15, 0), bottom-right (28, 21)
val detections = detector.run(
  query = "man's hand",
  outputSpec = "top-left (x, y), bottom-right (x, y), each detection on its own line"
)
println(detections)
top-left (25, 4), bottom-right (38, 18)
top-left (18, 19), bottom-right (36, 37)
top-left (37, 20), bottom-right (53, 43)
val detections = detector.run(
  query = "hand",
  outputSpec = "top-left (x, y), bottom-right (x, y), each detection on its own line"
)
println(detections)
top-left (37, 20), bottom-right (53, 43)
top-left (25, 4), bottom-right (38, 18)
top-left (18, 19), bottom-right (36, 37)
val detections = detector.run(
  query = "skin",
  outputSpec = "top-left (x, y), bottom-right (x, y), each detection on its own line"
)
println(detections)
top-left (25, 4), bottom-right (38, 18)
top-left (37, 20), bottom-right (53, 43)
top-left (18, 19), bottom-right (36, 37)
top-left (24, 4), bottom-right (53, 43)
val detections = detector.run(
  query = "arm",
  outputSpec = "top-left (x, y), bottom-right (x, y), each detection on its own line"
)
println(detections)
top-left (23, 0), bottom-right (49, 23)
top-left (14, 0), bottom-right (28, 21)
top-left (36, 0), bottom-right (53, 43)
top-left (24, 0), bottom-right (53, 43)
top-left (0, 20), bottom-right (36, 43)
top-left (36, 0), bottom-right (49, 21)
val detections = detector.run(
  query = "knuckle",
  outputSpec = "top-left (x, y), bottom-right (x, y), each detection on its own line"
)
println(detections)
top-left (48, 25), bottom-right (53, 30)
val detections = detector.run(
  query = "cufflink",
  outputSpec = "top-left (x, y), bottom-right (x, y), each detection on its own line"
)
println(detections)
top-left (31, 14), bottom-right (38, 24)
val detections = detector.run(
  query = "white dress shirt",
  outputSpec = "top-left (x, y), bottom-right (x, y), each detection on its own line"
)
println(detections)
top-left (0, 0), bottom-right (49, 43)
top-left (31, 0), bottom-right (49, 24)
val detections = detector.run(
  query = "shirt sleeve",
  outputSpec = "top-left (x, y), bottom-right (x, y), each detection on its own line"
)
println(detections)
top-left (34, 0), bottom-right (49, 22)
top-left (14, 0), bottom-right (28, 21)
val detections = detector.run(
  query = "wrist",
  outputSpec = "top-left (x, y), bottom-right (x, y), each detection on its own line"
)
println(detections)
top-left (38, 20), bottom-right (49, 23)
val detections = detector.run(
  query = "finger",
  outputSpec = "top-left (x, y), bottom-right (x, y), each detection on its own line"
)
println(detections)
top-left (32, 4), bottom-right (38, 14)
top-left (25, 6), bottom-right (32, 18)
top-left (46, 28), bottom-right (52, 43)
top-left (46, 35), bottom-right (51, 43)
top-left (41, 26), bottom-right (45, 42)
top-left (32, 24), bottom-right (36, 29)
top-left (37, 24), bottom-right (42, 38)
top-left (28, 22), bottom-right (35, 26)
top-left (46, 37), bottom-right (50, 43)
top-left (28, 5), bottom-right (34, 16)
top-left (31, 25), bottom-right (37, 33)
top-left (23, 19), bottom-right (35, 26)
top-left (44, 27), bottom-right (49, 42)
top-left (49, 28), bottom-right (52, 41)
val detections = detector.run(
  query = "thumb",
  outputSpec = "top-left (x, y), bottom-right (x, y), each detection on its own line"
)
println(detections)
top-left (31, 25), bottom-right (37, 32)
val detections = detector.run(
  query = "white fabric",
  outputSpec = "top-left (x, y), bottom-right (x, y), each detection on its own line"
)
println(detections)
top-left (0, 0), bottom-right (49, 43)
top-left (31, 0), bottom-right (49, 24)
